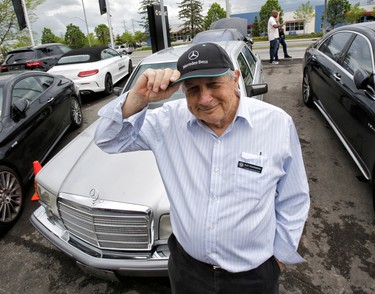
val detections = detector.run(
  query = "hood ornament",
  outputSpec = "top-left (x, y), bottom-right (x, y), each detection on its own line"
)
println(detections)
top-left (89, 188), bottom-right (100, 206)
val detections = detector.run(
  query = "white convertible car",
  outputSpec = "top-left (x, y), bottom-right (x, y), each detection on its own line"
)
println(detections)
top-left (31, 40), bottom-right (267, 281)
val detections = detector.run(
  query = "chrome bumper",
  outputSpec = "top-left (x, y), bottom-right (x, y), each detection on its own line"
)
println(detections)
top-left (30, 206), bottom-right (169, 280)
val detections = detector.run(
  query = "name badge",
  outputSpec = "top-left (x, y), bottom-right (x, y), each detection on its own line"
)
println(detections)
top-left (238, 161), bottom-right (263, 173)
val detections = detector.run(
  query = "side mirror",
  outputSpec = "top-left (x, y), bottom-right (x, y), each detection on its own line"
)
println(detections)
top-left (354, 68), bottom-right (369, 89)
top-left (12, 98), bottom-right (29, 119)
top-left (246, 84), bottom-right (268, 97)
top-left (113, 87), bottom-right (123, 96)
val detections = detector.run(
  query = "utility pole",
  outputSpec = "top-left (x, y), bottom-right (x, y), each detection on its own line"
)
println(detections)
top-left (105, 0), bottom-right (115, 48)
top-left (81, 0), bottom-right (91, 46)
top-left (21, 0), bottom-right (34, 46)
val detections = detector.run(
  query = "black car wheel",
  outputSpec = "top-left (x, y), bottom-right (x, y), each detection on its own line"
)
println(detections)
top-left (128, 60), bottom-right (133, 76)
top-left (104, 74), bottom-right (113, 95)
top-left (0, 166), bottom-right (23, 231)
top-left (70, 96), bottom-right (83, 129)
top-left (302, 70), bottom-right (314, 107)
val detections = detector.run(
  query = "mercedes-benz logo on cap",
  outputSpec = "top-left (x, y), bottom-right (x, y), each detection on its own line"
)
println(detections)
top-left (188, 50), bottom-right (199, 60)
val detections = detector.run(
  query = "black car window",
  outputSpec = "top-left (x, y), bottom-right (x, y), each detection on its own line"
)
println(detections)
top-left (342, 34), bottom-right (373, 76)
top-left (319, 32), bottom-right (353, 62)
top-left (5, 51), bottom-right (35, 64)
top-left (241, 45), bottom-right (256, 76)
top-left (12, 76), bottom-right (45, 103)
top-left (237, 52), bottom-right (253, 85)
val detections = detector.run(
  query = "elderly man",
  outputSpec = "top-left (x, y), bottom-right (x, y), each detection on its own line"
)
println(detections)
top-left (95, 42), bottom-right (310, 294)
top-left (268, 10), bottom-right (286, 64)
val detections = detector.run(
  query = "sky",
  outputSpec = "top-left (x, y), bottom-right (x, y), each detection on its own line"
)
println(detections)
top-left (31, 0), bottom-right (369, 43)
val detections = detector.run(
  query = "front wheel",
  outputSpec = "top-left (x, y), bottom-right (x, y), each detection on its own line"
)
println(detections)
top-left (0, 166), bottom-right (23, 232)
top-left (302, 70), bottom-right (314, 108)
top-left (104, 74), bottom-right (113, 96)
top-left (70, 96), bottom-right (83, 129)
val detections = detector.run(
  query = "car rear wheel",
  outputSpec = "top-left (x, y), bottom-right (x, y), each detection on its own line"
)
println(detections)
top-left (302, 70), bottom-right (314, 107)
top-left (104, 74), bottom-right (113, 95)
top-left (70, 96), bottom-right (83, 129)
top-left (0, 166), bottom-right (23, 232)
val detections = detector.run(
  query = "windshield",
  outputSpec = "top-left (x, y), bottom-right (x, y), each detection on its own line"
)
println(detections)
top-left (124, 61), bottom-right (185, 109)
top-left (5, 51), bottom-right (35, 64)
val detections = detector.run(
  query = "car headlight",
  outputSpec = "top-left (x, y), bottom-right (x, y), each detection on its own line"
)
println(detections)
top-left (159, 214), bottom-right (172, 240)
top-left (37, 184), bottom-right (59, 216)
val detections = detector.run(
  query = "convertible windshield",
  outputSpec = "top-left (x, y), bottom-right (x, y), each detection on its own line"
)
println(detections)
top-left (125, 61), bottom-right (185, 109)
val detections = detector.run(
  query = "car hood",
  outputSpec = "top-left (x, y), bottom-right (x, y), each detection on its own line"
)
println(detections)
top-left (37, 120), bottom-right (169, 211)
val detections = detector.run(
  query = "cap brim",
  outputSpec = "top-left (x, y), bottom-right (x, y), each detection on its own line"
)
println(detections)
top-left (170, 68), bottom-right (231, 86)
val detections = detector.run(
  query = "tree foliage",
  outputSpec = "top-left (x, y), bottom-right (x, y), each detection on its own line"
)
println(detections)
top-left (178, 0), bottom-right (204, 38)
top-left (251, 16), bottom-right (260, 37)
top-left (203, 2), bottom-right (226, 30)
top-left (41, 27), bottom-right (63, 44)
top-left (0, 0), bottom-right (45, 55)
top-left (95, 24), bottom-right (110, 46)
top-left (259, 0), bottom-right (283, 34)
top-left (346, 2), bottom-right (366, 24)
top-left (65, 24), bottom-right (86, 48)
top-left (326, 0), bottom-right (351, 29)
top-left (294, 1), bottom-right (315, 34)
top-left (138, 0), bottom-right (160, 32)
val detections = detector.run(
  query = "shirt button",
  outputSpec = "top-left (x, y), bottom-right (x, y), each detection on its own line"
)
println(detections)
top-left (214, 167), bottom-right (220, 173)
top-left (212, 196), bottom-right (217, 201)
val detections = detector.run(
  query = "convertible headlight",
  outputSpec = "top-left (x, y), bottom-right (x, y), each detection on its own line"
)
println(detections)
top-left (37, 184), bottom-right (59, 216)
top-left (159, 214), bottom-right (172, 240)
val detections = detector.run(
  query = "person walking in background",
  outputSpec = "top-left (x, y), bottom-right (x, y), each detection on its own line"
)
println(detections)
top-left (279, 24), bottom-right (292, 58)
top-left (268, 10), bottom-right (285, 64)
top-left (95, 42), bottom-right (310, 294)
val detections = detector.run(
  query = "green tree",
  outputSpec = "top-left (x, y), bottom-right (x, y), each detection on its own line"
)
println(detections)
top-left (346, 2), bottom-right (366, 24)
top-left (251, 16), bottom-right (260, 37)
top-left (326, 0), bottom-right (351, 29)
top-left (0, 0), bottom-right (45, 54)
top-left (138, 0), bottom-right (160, 32)
top-left (178, 0), bottom-right (204, 39)
top-left (203, 2), bottom-right (226, 30)
top-left (95, 24), bottom-right (110, 46)
top-left (65, 23), bottom-right (86, 48)
top-left (41, 27), bottom-right (63, 44)
top-left (259, 0), bottom-right (283, 35)
top-left (134, 30), bottom-right (147, 45)
top-left (121, 31), bottom-right (135, 47)
top-left (294, 1), bottom-right (315, 34)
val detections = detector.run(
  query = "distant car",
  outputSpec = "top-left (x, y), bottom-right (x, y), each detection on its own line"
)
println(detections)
top-left (0, 43), bottom-right (71, 72)
top-left (302, 22), bottom-right (375, 210)
top-left (114, 45), bottom-right (127, 55)
top-left (30, 41), bottom-right (267, 280)
top-left (0, 71), bottom-right (83, 232)
top-left (48, 46), bottom-right (132, 96)
top-left (125, 47), bottom-right (134, 54)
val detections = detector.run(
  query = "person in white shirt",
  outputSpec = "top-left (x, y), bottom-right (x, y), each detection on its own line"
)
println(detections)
top-left (95, 42), bottom-right (310, 294)
top-left (268, 10), bottom-right (286, 64)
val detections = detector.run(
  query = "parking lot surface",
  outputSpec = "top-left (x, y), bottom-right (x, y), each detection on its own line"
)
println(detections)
top-left (0, 58), bottom-right (374, 294)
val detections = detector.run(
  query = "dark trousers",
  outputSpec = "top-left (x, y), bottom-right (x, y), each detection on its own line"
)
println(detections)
top-left (168, 234), bottom-right (280, 294)
top-left (279, 37), bottom-right (288, 56)
top-left (269, 39), bottom-right (280, 62)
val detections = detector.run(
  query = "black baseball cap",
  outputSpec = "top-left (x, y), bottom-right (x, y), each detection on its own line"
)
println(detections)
top-left (172, 43), bottom-right (235, 85)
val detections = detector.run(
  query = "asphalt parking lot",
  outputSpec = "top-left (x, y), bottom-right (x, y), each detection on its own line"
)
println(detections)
top-left (0, 57), bottom-right (374, 294)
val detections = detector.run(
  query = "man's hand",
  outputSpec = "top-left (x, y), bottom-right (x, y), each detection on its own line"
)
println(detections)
top-left (122, 68), bottom-right (181, 118)
top-left (275, 257), bottom-right (286, 271)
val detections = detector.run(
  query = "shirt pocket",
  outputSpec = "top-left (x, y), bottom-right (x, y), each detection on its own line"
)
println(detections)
top-left (234, 152), bottom-right (266, 201)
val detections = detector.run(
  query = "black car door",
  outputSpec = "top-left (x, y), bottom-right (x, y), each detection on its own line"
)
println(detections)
top-left (8, 75), bottom-right (65, 175)
top-left (334, 33), bottom-right (375, 176)
top-left (309, 32), bottom-right (354, 117)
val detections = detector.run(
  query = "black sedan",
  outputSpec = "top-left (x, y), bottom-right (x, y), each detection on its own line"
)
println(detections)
top-left (302, 22), bottom-right (375, 210)
top-left (0, 71), bottom-right (83, 232)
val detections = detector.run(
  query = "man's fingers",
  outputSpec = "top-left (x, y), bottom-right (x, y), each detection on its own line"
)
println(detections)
top-left (142, 68), bottom-right (180, 93)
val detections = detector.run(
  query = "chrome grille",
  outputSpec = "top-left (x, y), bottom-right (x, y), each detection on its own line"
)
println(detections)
top-left (58, 197), bottom-right (152, 251)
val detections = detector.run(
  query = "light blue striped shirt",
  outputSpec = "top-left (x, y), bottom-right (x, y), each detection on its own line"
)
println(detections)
top-left (95, 94), bottom-right (310, 273)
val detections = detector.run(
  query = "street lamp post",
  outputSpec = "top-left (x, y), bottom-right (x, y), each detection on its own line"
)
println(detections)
top-left (81, 0), bottom-right (91, 46)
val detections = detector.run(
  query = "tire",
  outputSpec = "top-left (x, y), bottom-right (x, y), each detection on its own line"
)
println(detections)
top-left (70, 96), bottom-right (83, 130)
top-left (302, 69), bottom-right (314, 108)
top-left (128, 60), bottom-right (133, 76)
top-left (0, 166), bottom-right (23, 232)
top-left (104, 73), bottom-right (113, 96)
